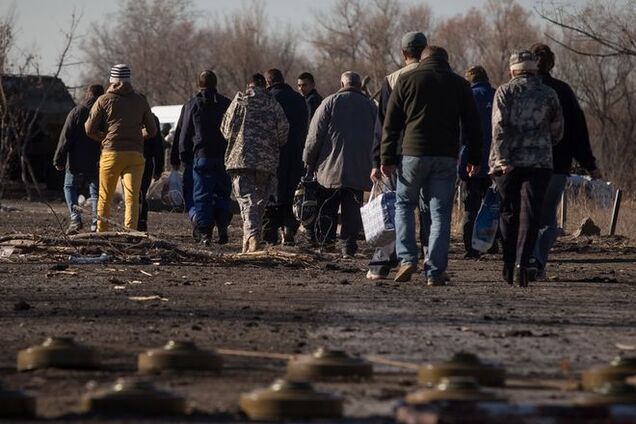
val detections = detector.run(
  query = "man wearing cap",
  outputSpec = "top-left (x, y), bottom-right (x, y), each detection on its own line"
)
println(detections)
top-left (304, 71), bottom-right (377, 257)
top-left (490, 50), bottom-right (564, 286)
top-left (179, 70), bottom-right (232, 246)
top-left (367, 31), bottom-right (427, 280)
top-left (381, 46), bottom-right (483, 286)
top-left (529, 43), bottom-right (602, 279)
top-left (85, 64), bottom-right (157, 232)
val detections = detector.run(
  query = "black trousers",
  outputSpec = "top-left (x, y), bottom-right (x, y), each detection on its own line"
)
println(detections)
top-left (495, 168), bottom-right (552, 267)
top-left (460, 177), bottom-right (492, 254)
top-left (263, 203), bottom-right (299, 243)
top-left (138, 159), bottom-right (155, 228)
top-left (315, 187), bottom-right (363, 249)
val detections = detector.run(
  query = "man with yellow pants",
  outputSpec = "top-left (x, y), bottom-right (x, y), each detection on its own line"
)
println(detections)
top-left (85, 64), bottom-right (157, 232)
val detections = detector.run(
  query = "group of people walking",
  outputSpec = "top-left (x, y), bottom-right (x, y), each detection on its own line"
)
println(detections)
top-left (53, 31), bottom-right (600, 287)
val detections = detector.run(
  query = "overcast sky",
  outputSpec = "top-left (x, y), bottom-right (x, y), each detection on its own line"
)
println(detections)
top-left (6, 0), bottom-right (569, 86)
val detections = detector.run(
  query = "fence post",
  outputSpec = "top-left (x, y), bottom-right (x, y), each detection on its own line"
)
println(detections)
top-left (609, 189), bottom-right (623, 236)
top-left (559, 190), bottom-right (567, 234)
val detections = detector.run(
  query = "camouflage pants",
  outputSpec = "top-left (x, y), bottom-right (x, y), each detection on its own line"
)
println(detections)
top-left (231, 170), bottom-right (272, 247)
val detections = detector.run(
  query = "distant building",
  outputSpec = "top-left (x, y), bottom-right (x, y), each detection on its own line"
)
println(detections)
top-left (0, 74), bottom-right (75, 190)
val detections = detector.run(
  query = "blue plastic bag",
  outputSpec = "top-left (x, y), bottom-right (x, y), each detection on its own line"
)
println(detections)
top-left (472, 184), bottom-right (500, 252)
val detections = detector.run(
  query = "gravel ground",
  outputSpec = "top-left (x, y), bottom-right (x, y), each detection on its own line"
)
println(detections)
top-left (0, 200), bottom-right (635, 423)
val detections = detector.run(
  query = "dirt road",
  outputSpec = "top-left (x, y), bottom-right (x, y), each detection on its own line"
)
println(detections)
top-left (0, 200), bottom-right (634, 422)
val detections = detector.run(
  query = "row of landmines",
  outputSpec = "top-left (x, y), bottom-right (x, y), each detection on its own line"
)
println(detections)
top-left (1, 337), bottom-right (636, 421)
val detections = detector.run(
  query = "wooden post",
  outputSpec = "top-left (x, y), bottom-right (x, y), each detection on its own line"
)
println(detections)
top-left (609, 189), bottom-right (623, 236)
top-left (559, 190), bottom-right (567, 233)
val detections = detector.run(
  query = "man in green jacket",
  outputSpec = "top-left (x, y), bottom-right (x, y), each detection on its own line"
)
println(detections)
top-left (381, 46), bottom-right (483, 285)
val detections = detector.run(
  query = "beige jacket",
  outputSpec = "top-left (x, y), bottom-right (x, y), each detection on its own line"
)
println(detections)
top-left (85, 82), bottom-right (157, 153)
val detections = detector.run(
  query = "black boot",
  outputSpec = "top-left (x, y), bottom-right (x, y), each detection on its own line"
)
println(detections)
top-left (282, 228), bottom-right (296, 246)
top-left (514, 265), bottom-right (529, 288)
top-left (214, 209), bottom-right (231, 245)
top-left (137, 220), bottom-right (148, 232)
top-left (502, 263), bottom-right (514, 285)
top-left (527, 257), bottom-right (539, 282)
top-left (199, 226), bottom-right (213, 247)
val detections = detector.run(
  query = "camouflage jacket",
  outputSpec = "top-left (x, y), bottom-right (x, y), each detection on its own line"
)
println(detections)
top-left (489, 75), bottom-right (564, 173)
top-left (222, 87), bottom-right (289, 175)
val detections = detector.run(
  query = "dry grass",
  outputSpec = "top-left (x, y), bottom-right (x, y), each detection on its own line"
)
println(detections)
top-left (563, 193), bottom-right (635, 239)
top-left (450, 188), bottom-right (635, 240)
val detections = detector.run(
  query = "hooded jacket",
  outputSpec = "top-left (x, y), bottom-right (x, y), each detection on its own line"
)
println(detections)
top-left (303, 87), bottom-right (377, 191)
top-left (381, 56), bottom-right (483, 167)
top-left (85, 82), bottom-right (157, 154)
top-left (179, 88), bottom-right (231, 165)
top-left (222, 87), bottom-right (289, 175)
top-left (458, 81), bottom-right (496, 180)
top-left (268, 82), bottom-right (309, 205)
top-left (53, 97), bottom-right (101, 175)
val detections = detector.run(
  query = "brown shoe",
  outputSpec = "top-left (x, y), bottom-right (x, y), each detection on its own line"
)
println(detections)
top-left (394, 263), bottom-right (417, 282)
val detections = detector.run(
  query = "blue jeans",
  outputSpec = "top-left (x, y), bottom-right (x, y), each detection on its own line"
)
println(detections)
top-left (533, 174), bottom-right (567, 267)
top-left (183, 164), bottom-right (195, 221)
top-left (63, 172), bottom-right (98, 224)
top-left (192, 157), bottom-right (232, 232)
top-left (395, 156), bottom-right (456, 278)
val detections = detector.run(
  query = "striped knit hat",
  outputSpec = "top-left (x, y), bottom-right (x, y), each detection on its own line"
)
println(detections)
top-left (109, 64), bottom-right (131, 83)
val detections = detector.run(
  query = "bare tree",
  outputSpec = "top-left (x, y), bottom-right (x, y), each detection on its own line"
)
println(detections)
top-left (82, 0), bottom-right (207, 105)
top-left (311, 0), bottom-right (434, 93)
top-left (0, 8), bottom-right (80, 200)
top-left (433, 0), bottom-right (541, 86)
top-left (82, 0), bottom-right (301, 102)
top-left (537, 0), bottom-right (636, 57)
top-left (212, 1), bottom-right (300, 94)
top-left (544, 2), bottom-right (636, 192)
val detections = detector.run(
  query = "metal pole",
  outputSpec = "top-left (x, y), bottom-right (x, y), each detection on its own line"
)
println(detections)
top-left (609, 189), bottom-right (623, 236)
top-left (559, 190), bottom-right (567, 234)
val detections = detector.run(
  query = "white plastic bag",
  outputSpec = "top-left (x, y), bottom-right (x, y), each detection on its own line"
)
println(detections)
top-left (360, 182), bottom-right (396, 246)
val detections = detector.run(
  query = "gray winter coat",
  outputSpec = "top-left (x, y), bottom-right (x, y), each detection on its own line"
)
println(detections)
top-left (303, 88), bottom-right (377, 191)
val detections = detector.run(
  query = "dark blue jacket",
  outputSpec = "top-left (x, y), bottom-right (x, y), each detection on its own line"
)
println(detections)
top-left (459, 81), bottom-right (495, 180)
top-left (53, 97), bottom-right (101, 175)
top-left (268, 83), bottom-right (309, 205)
top-left (179, 88), bottom-right (231, 165)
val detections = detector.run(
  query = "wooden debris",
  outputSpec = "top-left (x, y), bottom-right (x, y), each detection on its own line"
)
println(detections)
top-left (0, 232), bottom-right (320, 268)
top-left (128, 295), bottom-right (168, 302)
